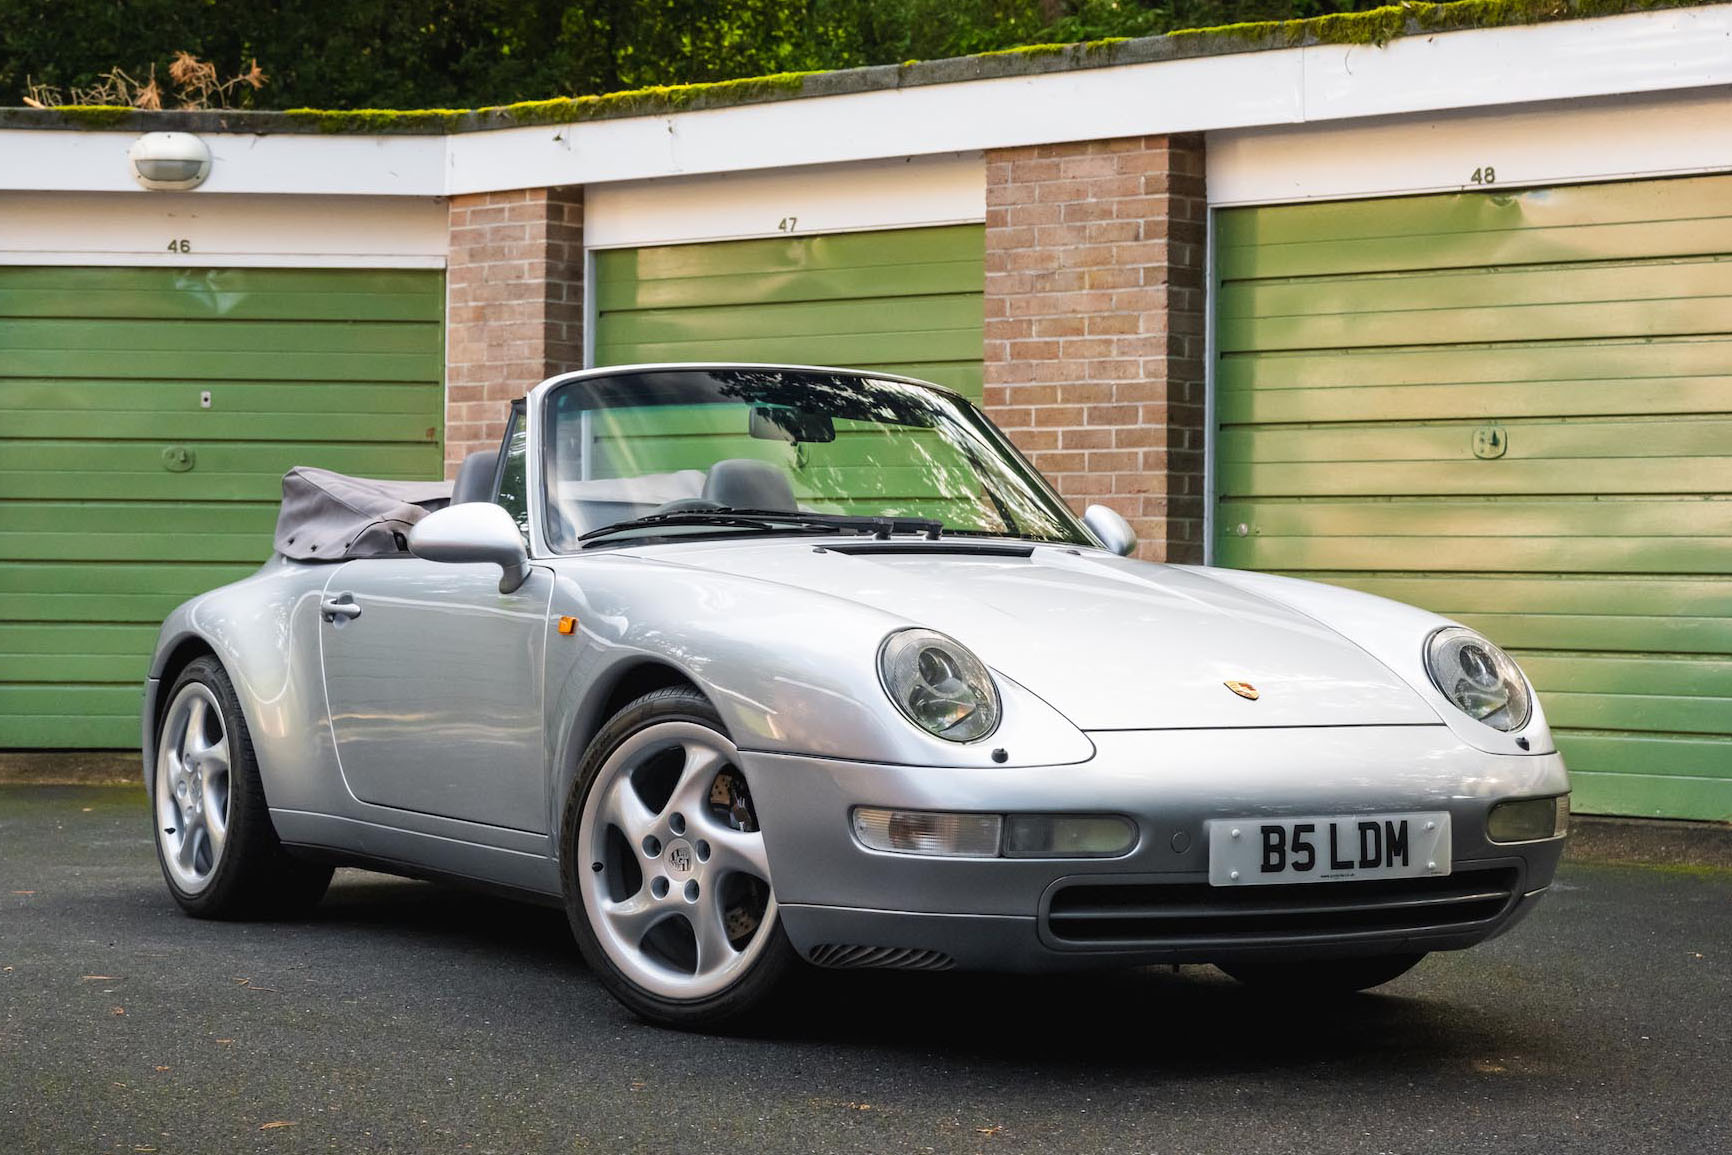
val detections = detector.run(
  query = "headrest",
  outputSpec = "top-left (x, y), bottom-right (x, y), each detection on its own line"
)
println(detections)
top-left (702, 458), bottom-right (797, 512)
top-left (451, 450), bottom-right (498, 505)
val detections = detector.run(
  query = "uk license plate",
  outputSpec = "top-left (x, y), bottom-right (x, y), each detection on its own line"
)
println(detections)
top-left (1207, 812), bottom-right (1451, 886)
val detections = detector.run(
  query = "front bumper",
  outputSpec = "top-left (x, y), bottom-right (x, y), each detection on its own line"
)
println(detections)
top-left (740, 725), bottom-right (1567, 972)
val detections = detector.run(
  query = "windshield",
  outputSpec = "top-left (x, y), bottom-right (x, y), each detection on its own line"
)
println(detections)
top-left (539, 368), bottom-right (1091, 551)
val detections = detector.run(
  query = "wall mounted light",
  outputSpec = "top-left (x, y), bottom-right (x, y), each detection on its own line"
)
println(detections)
top-left (129, 132), bottom-right (211, 190)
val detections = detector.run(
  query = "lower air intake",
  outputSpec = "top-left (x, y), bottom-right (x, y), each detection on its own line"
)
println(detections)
top-left (1046, 866), bottom-right (1521, 947)
top-left (806, 944), bottom-right (957, 971)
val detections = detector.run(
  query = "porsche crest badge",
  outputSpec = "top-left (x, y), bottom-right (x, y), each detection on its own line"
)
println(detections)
top-left (1225, 681), bottom-right (1260, 701)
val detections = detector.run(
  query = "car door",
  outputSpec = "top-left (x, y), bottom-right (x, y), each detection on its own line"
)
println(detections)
top-left (317, 416), bottom-right (554, 834)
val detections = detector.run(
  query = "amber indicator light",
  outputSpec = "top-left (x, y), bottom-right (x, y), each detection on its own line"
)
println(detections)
top-left (557, 616), bottom-right (578, 635)
top-left (1225, 681), bottom-right (1260, 700)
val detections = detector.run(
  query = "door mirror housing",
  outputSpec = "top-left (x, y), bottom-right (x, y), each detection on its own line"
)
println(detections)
top-left (1082, 504), bottom-right (1137, 557)
top-left (408, 503), bottom-right (531, 593)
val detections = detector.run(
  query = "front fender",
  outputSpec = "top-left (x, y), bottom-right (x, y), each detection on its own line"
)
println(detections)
top-left (539, 555), bottom-right (1095, 832)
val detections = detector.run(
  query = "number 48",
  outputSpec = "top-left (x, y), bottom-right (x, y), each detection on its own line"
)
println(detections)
top-left (1469, 166), bottom-right (1496, 185)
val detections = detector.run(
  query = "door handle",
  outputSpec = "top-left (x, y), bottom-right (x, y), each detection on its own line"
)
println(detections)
top-left (320, 593), bottom-right (362, 622)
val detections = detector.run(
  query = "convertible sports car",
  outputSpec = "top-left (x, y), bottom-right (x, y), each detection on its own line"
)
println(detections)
top-left (143, 363), bottom-right (1569, 1028)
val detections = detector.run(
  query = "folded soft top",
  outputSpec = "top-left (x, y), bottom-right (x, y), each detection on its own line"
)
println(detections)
top-left (273, 467), bottom-right (453, 562)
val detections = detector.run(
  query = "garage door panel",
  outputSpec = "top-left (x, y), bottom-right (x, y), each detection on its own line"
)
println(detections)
top-left (1223, 295), bottom-right (1732, 352)
top-left (1534, 691), bottom-right (1732, 737)
top-left (1454, 613), bottom-right (1732, 656)
top-left (1223, 536), bottom-right (1732, 575)
top-left (1218, 177), bottom-right (1732, 819)
top-left (596, 258), bottom-right (984, 313)
top-left (1219, 457), bottom-right (1732, 498)
top-left (1219, 337), bottom-right (1732, 391)
top-left (0, 266), bottom-right (444, 748)
top-left (1222, 258), bottom-right (1732, 322)
top-left (1287, 575), bottom-right (1732, 619)
top-left (1568, 770), bottom-right (1732, 822)
top-left (1517, 655), bottom-right (1732, 699)
top-left (4, 410), bottom-right (439, 444)
top-left (1220, 418), bottom-right (1732, 464)
top-left (5, 348), bottom-right (438, 383)
top-left (1, 440), bottom-right (438, 479)
top-left (2, 380), bottom-right (440, 416)
top-left (1218, 499), bottom-right (1732, 539)
top-left (1218, 174), bottom-right (1732, 279)
top-left (1, 318), bottom-right (438, 356)
top-left (595, 226), bottom-right (985, 404)
top-left (598, 293), bottom-right (985, 346)
top-left (0, 267), bottom-right (442, 322)
top-left (596, 331), bottom-right (981, 371)
top-left (1219, 378), bottom-right (1732, 424)
top-left (600, 227), bottom-right (982, 282)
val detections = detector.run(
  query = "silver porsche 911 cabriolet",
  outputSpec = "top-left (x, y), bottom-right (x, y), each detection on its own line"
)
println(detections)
top-left (143, 363), bottom-right (1569, 1028)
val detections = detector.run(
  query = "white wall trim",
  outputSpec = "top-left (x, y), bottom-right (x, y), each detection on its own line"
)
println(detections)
top-left (1207, 88), bottom-right (1732, 207)
top-left (0, 7), bottom-right (1729, 201)
top-left (0, 192), bottom-right (447, 267)
top-left (443, 5), bottom-right (1732, 195)
top-left (584, 153), bottom-right (984, 249)
top-left (0, 130), bottom-right (443, 197)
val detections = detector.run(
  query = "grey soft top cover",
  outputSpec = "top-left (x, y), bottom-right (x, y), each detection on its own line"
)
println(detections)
top-left (273, 467), bottom-right (453, 562)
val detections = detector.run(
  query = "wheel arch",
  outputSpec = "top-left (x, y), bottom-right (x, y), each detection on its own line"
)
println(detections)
top-left (552, 657), bottom-right (716, 836)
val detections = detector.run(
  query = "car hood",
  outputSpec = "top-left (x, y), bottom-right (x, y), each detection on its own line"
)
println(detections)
top-left (636, 541), bottom-right (1441, 730)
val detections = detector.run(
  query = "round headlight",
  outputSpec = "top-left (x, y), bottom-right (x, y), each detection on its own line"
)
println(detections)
top-left (1424, 627), bottom-right (1532, 732)
top-left (878, 628), bottom-right (1000, 742)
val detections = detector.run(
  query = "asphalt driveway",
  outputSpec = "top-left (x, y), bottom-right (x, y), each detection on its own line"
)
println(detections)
top-left (1, 784), bottom-right (1727, 1154)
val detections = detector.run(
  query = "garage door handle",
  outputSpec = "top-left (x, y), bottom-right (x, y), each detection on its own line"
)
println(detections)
top-left (320, 594), bottom-right (362, 622)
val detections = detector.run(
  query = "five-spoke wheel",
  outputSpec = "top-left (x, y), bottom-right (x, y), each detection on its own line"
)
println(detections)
top-left (151, 656), bottom-right (332, 918)
top-left (155, 682), bottom-right (232, 893)
top-left (563, 686), bottom-right (796, 1027)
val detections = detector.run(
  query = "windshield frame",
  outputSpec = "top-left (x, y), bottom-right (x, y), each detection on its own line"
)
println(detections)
top-left (530, 364), bottom-right (1095, 555)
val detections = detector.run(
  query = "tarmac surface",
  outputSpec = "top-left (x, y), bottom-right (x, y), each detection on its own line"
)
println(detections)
top-left (2, 783), bottom-right (1728, 1154)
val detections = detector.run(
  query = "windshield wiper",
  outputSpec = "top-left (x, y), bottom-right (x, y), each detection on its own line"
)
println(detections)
top-left (578, 509), bottom-right (944, 547)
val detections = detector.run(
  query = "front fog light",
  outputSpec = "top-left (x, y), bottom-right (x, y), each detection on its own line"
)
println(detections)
top-left (1487, 795), bottom-right (1569, 843)
top-left (1003, 814), bottom-right (1137, 858)
top-left (852, 808), bottom-right (1001, 857)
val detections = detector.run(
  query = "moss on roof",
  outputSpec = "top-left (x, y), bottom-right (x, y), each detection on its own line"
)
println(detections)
top-left (5, 0), bottom-right (1717, 134)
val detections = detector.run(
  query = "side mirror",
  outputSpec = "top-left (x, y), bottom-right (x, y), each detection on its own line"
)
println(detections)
top-left (1082, 504), bottom-right (1137, 557)
top-left (409, 503), bottom-right (530, 593)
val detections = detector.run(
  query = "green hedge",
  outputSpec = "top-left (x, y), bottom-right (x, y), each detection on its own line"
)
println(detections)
top-left (1, 1), bottom-right (1405, 112)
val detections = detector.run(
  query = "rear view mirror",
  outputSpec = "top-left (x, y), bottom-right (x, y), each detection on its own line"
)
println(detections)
top-left (749, 404), bottom-right (835, 444)
top-left (1083, 504), bottom-right (1137, 557)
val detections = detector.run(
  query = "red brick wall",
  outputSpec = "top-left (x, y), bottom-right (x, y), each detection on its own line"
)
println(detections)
top-left (982, 134), bottom-right (1208, 562)
top-left (444, 186), bottom-right (584, 476)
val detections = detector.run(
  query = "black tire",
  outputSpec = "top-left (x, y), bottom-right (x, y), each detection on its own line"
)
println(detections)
top-left (560, 686), bottom-right (799, 1030)
top-left (1217, 952), bottom-right (1426, 993)
top-left (151, 656), bottom-right (333, 919)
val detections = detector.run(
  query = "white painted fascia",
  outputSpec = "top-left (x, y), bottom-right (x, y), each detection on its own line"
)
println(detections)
top-left (1207, 87), bottom-right (1732, 205)
top-left (585, 154), bottom-right (985, 248)
top-left (0, 192), bottom-right (448, 267)
top-left (445, 3), bottom-right (1732, 194)
top-left (0, 129), bottom-right (443, 196)
top-left (0, 5), bottom-right (1728, 199)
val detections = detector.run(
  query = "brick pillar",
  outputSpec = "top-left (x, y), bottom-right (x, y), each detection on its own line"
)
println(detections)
top-left (444, 186), bottom-right (584, 476)
top-left (982, 135), bottom-right (1207, 562)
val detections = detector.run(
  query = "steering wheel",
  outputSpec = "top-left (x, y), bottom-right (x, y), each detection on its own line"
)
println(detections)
top-left (653, 498), bottom-right (727, 515)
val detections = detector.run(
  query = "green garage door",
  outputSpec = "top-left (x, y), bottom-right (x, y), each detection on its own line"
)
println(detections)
top-left (593, 225), bottom-right (985, 401)
top-left (0, 266), bottom-right (445, 749)
top-left (1216, 174), bottom-right (1732, 822)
